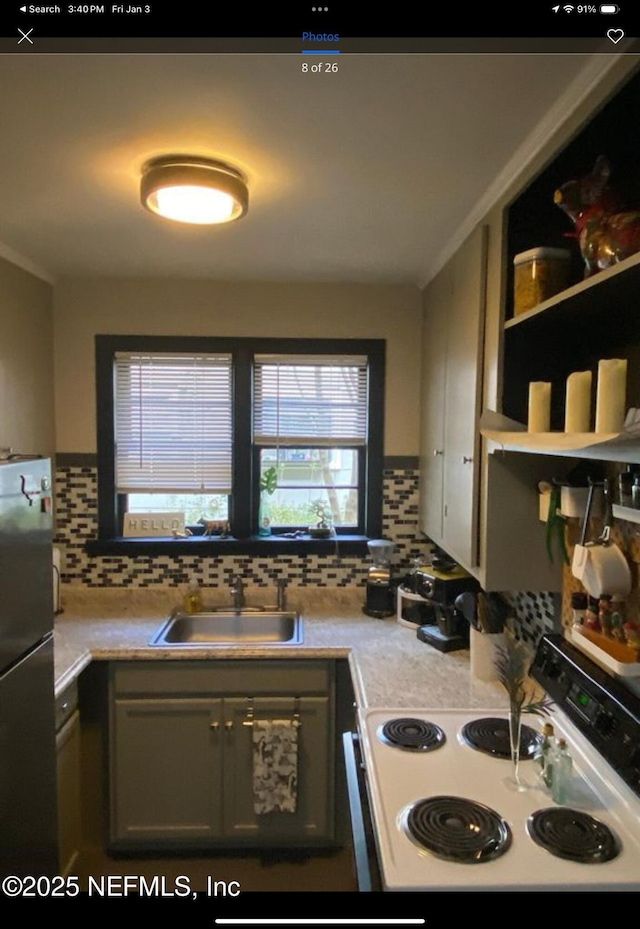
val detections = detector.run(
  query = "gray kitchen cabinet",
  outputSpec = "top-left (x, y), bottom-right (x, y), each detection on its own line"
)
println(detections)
top-left (110, 696), bottom-right (224, 846)
top-left (419, 223), bottom-right (487, 569)
top-left (222, 696), bottom-right (332, 842)
top-left (418, 256), bottom-right (449, 544)
top-left (109, 660), bottom-right (335, 851)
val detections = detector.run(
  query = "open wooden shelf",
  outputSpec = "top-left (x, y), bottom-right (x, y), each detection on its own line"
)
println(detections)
top-left (570, 627), bottom-right (640, 678)
top-left (480, 412), bottom-right (640, 463)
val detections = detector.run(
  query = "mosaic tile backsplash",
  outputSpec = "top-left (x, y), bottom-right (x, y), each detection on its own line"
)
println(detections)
top-left (54, 465), bottom-right (429, 590)
top-left (53, 464), bottom-right (558, 643)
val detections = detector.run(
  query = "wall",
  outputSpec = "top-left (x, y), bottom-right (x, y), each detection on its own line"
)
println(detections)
top-left (52, 278), bottom-right (422, 456)
top-left (52, 277), bottom-right (427, 589)
top-left (0, 255), bottom-right (54, 456)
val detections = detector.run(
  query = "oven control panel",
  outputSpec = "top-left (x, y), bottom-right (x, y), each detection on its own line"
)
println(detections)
top-left (531, 634), bottom-right (640, 797)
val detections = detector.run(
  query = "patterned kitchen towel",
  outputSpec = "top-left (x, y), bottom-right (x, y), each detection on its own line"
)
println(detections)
top-left (252, 719), bottom-right (298, 814)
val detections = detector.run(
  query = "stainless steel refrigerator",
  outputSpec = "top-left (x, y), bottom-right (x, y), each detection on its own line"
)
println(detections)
top-left (0, 456), bottom-right (58, 877)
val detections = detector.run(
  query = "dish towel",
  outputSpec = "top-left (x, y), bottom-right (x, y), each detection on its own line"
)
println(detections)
top-left (252, 719), bottom-right (298, 815)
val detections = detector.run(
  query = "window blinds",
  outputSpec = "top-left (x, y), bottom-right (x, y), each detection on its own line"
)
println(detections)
top-left (114, 352), bottom-right (233, 494)
top-left (253, 354), bottom-right (368, 446)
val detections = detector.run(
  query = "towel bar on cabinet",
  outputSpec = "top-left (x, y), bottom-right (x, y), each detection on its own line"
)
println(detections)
top-left (241, 696), bottom-right (302, 727)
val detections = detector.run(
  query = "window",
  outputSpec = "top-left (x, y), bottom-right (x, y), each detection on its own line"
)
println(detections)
top-left (253, 354), bottom-right (368, 531)
top-left (114, 352), bottom-right (233, 523)
top-left (94, 335), bottom-right (384, 550)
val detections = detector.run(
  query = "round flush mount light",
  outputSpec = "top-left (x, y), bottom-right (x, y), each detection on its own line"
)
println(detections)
top-left (140, 155), bottom-right (249, 225)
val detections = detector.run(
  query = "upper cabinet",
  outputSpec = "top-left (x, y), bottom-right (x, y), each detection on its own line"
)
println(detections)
top-left (419, 224), bottom-right (487, 570)
top-left (497, 65), bottom-right (640, 456)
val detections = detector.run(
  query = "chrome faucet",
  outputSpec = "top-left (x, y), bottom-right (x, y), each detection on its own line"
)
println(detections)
top-left (230, 576), bottom-right (245, 610)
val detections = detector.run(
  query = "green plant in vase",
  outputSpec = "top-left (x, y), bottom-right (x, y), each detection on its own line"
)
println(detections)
top-left (258, 466), bottom-right (278, 537)
top-left (494, 635), bottom-right (554, 791)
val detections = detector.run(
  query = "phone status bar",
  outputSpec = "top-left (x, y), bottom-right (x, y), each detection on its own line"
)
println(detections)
top-left (2, 3), bottom-right (638, 51)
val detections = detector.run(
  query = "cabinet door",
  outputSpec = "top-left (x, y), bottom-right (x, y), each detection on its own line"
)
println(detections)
top-left (418, 261), bottom-right (451, 543)
top-left (222, 696), bottom-right (334, 845)
top-left (442, 224), bottom-right (488, 568)
top-left (56, 710), bottom-right (81, 877)
top-left (110, 697), bottom-right (223, 847)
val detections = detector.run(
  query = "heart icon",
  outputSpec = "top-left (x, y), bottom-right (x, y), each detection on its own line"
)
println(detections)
top-left (607, 28), bottom-right (624, 44)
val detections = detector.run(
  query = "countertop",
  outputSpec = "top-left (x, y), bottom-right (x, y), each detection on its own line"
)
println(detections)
top-left (53, 585), bottom-right (510, 710)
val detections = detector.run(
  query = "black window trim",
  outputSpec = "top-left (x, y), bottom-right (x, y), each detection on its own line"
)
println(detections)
top-left (91, 334), bottom-right (385, 556)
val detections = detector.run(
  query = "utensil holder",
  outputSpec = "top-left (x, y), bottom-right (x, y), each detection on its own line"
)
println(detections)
top-left (470, 627), bottom-right (507, 682)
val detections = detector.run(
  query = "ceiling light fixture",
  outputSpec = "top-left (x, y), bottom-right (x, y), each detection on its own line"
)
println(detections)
top-left (140, 155), bottom-right (248, 225)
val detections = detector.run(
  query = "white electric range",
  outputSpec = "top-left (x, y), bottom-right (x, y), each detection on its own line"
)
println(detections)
top-left (344, 634), bottom-right (640, 892)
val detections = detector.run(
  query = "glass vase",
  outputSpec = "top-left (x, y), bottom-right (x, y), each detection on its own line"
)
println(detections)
top-left (258, 494), bottom-right (272, 537)
top-left (504, 702), bottom-right (528, 792)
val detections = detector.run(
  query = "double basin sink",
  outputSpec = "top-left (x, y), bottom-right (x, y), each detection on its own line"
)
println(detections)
top-left (150, 606), bottom-right (303, 647)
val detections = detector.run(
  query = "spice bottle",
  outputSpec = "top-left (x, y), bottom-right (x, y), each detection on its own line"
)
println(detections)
top-left (535, 721), bottom-right (555, 790)
top-left (633, 475), bottom-right (640, 509)
top-left (598, 594), bottom-right (613, 637)
top-left (619, 470), bottom-right (634, 507)
top-left (585, 596), bottom-right (600, 630)
top-left (570, 591), bottom-right (588, 631)
top-left (551, 738), bottom-right (573, 804)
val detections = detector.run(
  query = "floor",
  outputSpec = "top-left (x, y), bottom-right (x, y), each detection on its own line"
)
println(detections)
top-left (75, 843), bottom-right (359, 894)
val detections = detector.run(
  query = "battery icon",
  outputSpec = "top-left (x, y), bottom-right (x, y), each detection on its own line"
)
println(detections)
top-left (600, 4), bottom-right (619, 11)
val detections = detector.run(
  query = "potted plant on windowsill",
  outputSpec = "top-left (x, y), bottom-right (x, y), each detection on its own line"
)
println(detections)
top-left (308, 500), bottom-right (333, 539)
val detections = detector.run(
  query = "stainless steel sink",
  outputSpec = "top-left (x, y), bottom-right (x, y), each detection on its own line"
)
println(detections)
top-left (149, 609), bottom-right (303, 646)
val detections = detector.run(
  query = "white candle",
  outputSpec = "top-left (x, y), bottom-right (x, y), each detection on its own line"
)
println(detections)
top-left (595, 358), bottom-right (627, 433)
top-left (564, 370), bottom-right (592, 433)
top-left (528, 381), bottom-right (551, 433)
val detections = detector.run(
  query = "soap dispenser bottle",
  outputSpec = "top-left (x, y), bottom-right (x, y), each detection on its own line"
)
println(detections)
top-left (184, 576), bottom-right (203, 614)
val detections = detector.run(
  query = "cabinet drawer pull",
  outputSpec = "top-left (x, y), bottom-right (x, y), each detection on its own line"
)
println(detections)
top-left (225, 720), bottom-right (234, 731)
top-left (461, 455), bottom-right (473, 463)
top-left (210, 721), bottom-right (220, 731)
top-left (433, 449), bottom-right (444, 457)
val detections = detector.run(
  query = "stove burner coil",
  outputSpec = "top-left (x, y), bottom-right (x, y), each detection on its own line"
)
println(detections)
top-left (460, 717), bottom-right (540, 760)
top-left (527, 808), bottom-right (621, 863)
top-left (378, 717), bottom-right (446, 752)
top-left (404, 796), bottom-right (512, 863)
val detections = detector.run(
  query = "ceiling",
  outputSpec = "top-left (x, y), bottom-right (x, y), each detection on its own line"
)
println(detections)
top-left (0, 52), bottom-right (613, 287)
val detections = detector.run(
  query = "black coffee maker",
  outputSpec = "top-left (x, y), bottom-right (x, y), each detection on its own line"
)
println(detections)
top-left (412, 562), bottom-right (479, 652)
top-left (363, 539), bottom-right (398, 618)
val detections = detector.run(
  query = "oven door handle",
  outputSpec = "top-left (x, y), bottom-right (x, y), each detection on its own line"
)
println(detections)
top-left (342, 731), bottom-right (380, 892)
